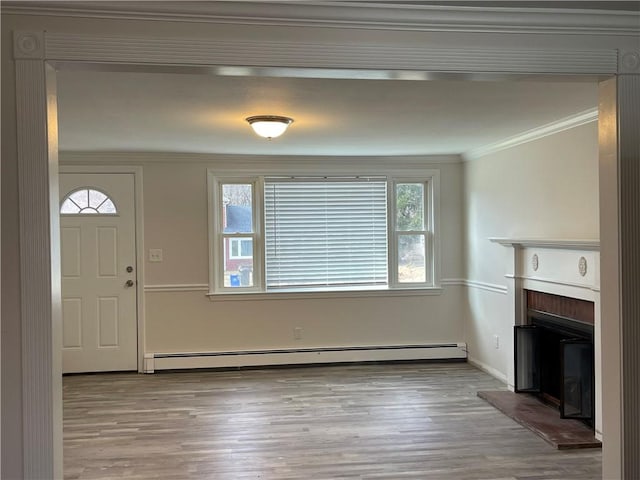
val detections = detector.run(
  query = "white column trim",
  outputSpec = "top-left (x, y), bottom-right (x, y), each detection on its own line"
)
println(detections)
top-left (617, 74), bottom-right (640, 479)
top-left (15, 58), bottom-right (62, 479)
top-left (13, 31), bottom-right (44, 59)
top-left (619, 49), bottom-right (640, 74)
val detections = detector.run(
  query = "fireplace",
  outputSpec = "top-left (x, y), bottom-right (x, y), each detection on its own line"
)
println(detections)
top-left (515, 291), bottom-right (595, 425)
top-left (490, 238), bottom-right (601, 439)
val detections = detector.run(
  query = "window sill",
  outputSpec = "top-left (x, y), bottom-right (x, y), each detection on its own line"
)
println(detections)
top-left (206, 286), bottom-right (443, 301)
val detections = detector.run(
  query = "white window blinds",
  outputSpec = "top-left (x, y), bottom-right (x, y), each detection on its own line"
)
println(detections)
top-left (264, 178), bottom-right (388, 289)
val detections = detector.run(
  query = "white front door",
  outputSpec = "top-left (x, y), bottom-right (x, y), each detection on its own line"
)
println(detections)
top-left (59, 173), bottom-right (138, 373)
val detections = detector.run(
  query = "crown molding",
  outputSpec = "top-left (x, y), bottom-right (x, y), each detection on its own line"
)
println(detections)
top-left (59, 151), bottom-right (463, 165)
top-left (463, 107), bottom-right (598, 161)
top-left (2, 1), bottom-right (639, 36)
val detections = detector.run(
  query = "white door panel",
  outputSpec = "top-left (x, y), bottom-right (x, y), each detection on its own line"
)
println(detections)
top-left (60, 173), bottom-right (137, 373)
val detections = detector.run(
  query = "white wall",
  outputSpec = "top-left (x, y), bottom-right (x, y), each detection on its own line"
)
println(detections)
top-left (61, 156), bottom-right (466, 355)
top-left (462, 121), bottom-right (600, 379)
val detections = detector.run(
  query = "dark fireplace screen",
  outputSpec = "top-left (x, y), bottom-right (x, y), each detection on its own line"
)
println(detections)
top-left (515, 325), bottom-right (540, 392)
top-left (514, 314), bottom-right (594, 424)
top-left (561, 339), bottom-right (593, 419)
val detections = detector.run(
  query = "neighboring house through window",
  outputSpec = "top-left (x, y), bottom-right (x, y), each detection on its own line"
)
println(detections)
top-left (229, 238), bottom-right (253, 259)
top-left (222, 193), bottom-right (254, 286)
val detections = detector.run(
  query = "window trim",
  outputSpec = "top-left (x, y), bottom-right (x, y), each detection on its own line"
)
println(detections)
top-left (207, 164), bottom-right (440, 296)
top-left (208, 175), bottom-right (264, 293)
top-left (389, 179), bottom-right (435, 288)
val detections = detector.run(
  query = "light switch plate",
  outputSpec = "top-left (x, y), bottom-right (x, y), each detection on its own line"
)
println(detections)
top-left (149, 249), bottom-right (163, 262)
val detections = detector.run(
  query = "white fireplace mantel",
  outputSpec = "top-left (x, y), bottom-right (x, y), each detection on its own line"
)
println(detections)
top-left (491, 237), bottom-right (602, 440)
top-left (490, 237), bottom-right (600, 297)
top-left (490, 238), bottom-right (600, 251)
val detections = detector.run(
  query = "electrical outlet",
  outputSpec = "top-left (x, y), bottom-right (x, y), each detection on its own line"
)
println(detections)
top-left (149, 249), bottom-right (163, 262)
top-left (493, 335), bottom-right (500, 349)
top-left (294, 327), bottom-right (302, 340)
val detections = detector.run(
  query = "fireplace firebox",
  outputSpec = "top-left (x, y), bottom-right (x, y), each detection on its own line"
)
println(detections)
top-left (515, 291), bottom-right (595, 426)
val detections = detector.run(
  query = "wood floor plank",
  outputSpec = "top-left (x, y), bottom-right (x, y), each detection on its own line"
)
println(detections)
top-left (64, 363), bottom-right (602, 479)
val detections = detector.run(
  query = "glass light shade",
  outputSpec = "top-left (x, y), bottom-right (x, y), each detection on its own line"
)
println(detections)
top-left (246, 115), bottom-right (293, 139)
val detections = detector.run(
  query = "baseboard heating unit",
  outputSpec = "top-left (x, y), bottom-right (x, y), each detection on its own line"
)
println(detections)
top-left (144, 343), bottom-right (467, 373)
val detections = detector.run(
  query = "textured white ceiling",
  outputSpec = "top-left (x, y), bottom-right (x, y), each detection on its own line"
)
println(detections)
top-left (57, 70), bottom-right (598, 156)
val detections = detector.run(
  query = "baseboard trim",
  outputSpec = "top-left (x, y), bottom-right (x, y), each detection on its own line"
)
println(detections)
top-left (467, 355), bottom-right (508, 384)
top-left (144, 343), bottom-right (467, 373)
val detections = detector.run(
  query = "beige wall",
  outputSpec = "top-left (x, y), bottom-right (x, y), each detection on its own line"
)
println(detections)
top-left (462, 121), bottom-right (600, 378)
top-left (60, 157), bottom-right (466, 354)
top-left (146, 289), bottom-right (464, 353)
top-left (145, 159), bottom-right (465, 353)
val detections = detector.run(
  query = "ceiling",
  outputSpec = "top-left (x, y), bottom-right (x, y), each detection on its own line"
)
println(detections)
top-left (56, 70), bottom-right (598, 157)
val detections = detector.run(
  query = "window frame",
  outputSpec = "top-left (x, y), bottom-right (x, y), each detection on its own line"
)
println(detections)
top-left (60, 187), bottom-right (119, 216)
top-left (207, 164), bottom-right (440, 298)
top-left (209, 176), bottom-right (264, 294)
top-left (389, 178), bottom-right (435, 288)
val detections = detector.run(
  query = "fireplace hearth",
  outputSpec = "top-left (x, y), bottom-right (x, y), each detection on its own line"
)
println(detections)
top-left (515, 291), bottom-right (594, 425)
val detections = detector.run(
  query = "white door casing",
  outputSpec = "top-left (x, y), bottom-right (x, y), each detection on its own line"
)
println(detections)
top-left (59, 173), bottom-right (137, 373)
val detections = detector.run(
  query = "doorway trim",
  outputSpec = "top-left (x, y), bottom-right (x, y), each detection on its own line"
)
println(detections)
top-left (59, 165), bottom-right (145, 373)
top-left (10, 26), bottom-right (638, 479)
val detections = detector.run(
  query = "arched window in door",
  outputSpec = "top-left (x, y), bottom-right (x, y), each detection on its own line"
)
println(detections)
top-left (60, 188), bottom-right (117, 214)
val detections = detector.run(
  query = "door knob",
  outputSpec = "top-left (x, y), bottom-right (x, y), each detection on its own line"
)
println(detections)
top-left (125, 280), bottom-right (135, 287)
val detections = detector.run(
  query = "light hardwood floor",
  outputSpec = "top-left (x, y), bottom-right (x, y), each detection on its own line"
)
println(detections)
top-left (64, 362), bottom-right (602, 479)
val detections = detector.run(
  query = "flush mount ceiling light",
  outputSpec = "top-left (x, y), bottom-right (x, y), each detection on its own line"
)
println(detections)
top-left (246, 115), bottom-right (294, 139)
